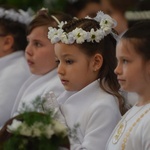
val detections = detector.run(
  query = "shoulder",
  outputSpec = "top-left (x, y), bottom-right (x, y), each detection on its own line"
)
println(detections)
top-left (85, 91), bottom-right (121, 121)
top-left (130, 108), bottom-right (150, 149)
top-left (91, 90), bottom-right (119, 111)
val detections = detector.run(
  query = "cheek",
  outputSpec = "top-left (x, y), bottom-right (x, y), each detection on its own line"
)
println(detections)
top-left (41, 49), bottom-right (54, 61)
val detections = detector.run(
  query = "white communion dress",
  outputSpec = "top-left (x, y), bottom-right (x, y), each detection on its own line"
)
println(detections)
top-left (0, 51), bottom-right (31, 126)
top-left (106, 103), bottom-right (150, 150)
top-left (11, 69), bottom-right (65, 117)
top-left (58, 80), bottom-right (122, 150)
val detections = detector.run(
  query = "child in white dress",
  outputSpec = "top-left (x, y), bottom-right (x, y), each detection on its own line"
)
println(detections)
top-left (106, 20), bottom-right (150, 150)
top-left (0, 6), bottom-right (32, 126)
top-left (48, 11), bottom-right (125, 150)
top-left (11, 9), bottom-right (73, 117)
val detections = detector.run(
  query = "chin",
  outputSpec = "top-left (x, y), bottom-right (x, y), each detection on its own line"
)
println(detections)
top-left (65, 87), bottom-right (75, 91)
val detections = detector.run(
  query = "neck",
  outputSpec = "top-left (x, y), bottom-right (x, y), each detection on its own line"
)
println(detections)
top-left (135, 85), bottom-right (150, 106)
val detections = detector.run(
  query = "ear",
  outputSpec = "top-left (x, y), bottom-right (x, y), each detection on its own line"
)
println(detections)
top-left (92, 53), bottom-right (103, 71)
top-left (3, 35), bottom-right (14, 53)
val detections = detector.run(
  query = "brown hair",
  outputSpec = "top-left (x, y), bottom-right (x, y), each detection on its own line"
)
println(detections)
top-left (0, 6), bottom-right (29, 51)
top-left (122, 20), bottom-right (150, 61)
top-left (27, 9), bottom-right (73, 35)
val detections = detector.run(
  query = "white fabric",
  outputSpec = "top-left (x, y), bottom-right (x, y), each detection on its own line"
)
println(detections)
top-left (58, 80), bottom-right (121, 150)
top-left (11, 69), bottom-right (64, 117)
top-left (106, 103), bottom-right (150, 150)
top-left (0, 51), bottom-right (31, 126)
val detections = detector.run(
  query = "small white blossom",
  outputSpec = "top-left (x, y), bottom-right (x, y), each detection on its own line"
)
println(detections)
top-left (19, 124), bottom-right (32, 137)
top-left (94, 11), bottom-right (104, 22)
top-left (67, 33), bottom-right (75, 44)
top-left (85, 16), bottom-right (91, 19)
top-left (58, 21), bottom-right (67, 29)
top-left (31, 122), bottom-right (43, 137)
top-left (45, 125), bottom-right (54, 139)
top-left (52, 120), bottom-right (67, 136)
top-left (87, 29), bottom-right (97, 42)
top-left (72, 28), bottom-right (87, 44)
top-left (100, 14), bottom-right (117, 29)
top-left (61, 33), bottom-right (69, 44)
top-left (7, 119), bottom-right (22, 132)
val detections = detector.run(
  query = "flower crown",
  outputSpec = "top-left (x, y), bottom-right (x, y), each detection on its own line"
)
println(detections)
top-left (0, 8), bottom-right (33, 25)
top-left (48, 11), bottom-right (117, 44)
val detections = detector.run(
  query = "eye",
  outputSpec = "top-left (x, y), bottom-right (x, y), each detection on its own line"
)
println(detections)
top-left (55, 59), bottom-right (60, 65)
top-left (34, 41), bottom-right (42, 47)
top-left (26, 39), bottom-right (30, 45)
top-left (122, 59), bottom-right (128, 64)
top-left (66, 59), bottom-right (74, 64)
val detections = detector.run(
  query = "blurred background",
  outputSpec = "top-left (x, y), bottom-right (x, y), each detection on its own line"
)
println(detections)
top-left (0, 0), bottom-right (150, 35)
top-left (0, 0), bottom-right (67, 12)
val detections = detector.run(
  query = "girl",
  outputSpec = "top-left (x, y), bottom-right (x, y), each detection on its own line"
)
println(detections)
top-left (106, 20), bottom-right (150, 150)
top-left (11, 9), bottom-right (72, 117)
top-left (48, 11), bottom-right (125, 150)
top-left (0, 6), bottom-right (32, 126)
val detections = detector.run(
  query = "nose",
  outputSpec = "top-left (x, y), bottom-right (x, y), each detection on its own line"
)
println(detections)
top-left (25, 44), bottom-right (33, 56)
top-left (114, 63), bottom-right (122, 75)
top-left (57, 63), bottom-right (65, 75)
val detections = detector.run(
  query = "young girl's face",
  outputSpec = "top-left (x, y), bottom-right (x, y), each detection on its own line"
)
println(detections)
top-left (115, 39), bottom-right (150, 93)
top-left (0, 28), bottom-right (14, 57)
top-left (26, 26), bottom-right (57, 75)
top-left (55, 43), bottom-right (99, 91)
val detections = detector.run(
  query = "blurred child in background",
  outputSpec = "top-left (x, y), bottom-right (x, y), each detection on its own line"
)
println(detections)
top-left (0, 6), bottom-right (32, 126)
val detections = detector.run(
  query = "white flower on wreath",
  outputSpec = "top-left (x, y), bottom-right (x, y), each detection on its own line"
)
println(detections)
top-left (0, 8), bottom-right (32, 25)
top-left (87, 28), bottom-right (103, 42)
top-left (61, 32), bottom-right (76, 44)
top-left (48, 27), bottom-right (63, 44)
top-left (94, 11), bottom-right (104, 22)
top-left (100, 15), bottom-right (117, 33)
top-left (61, 32), bottom-right (69, 44)
top-left (72, 28), bottom-right (87, 44)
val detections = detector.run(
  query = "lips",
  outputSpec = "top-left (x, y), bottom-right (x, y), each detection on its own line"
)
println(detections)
top-left (27, 59), bottom-right (34, 66)
top-left (60, 79), bottom-right (69, 85)
top-left (117, 78), bottom-right (125, 84)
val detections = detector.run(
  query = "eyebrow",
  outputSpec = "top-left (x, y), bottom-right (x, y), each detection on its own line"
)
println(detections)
top-left (61, 53), bottom-right (73, 57)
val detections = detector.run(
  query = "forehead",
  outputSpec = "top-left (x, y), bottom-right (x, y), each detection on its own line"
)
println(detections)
top-left (27, 26), bottom-right (48, 38)
top-left (54, 43), bottom-right (86, 57)
top-left (116, 39), bottom-right (137, 56)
